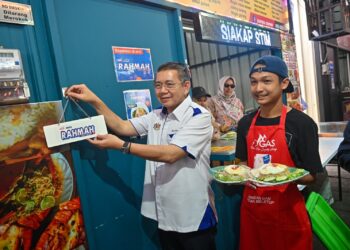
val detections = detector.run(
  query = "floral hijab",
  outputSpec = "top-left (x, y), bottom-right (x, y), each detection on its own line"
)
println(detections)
top-left (210, 76), bottom-right (244, 126)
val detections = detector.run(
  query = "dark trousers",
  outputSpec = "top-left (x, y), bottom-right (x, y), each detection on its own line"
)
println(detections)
top-left (158, 226), bottom-right (216, 250)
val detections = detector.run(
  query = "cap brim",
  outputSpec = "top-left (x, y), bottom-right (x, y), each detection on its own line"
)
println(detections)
top-left (193, 93), bottom-right (211, 99)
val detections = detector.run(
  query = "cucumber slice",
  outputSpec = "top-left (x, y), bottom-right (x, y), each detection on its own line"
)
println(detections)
top-left (227, 175), bottom-right (243, 182)
top-left (276, 175), bottom-right (288, 182)
top-left (263, 176), bottom-right (276, 182)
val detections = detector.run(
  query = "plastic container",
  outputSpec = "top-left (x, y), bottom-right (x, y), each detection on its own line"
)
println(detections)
top-left (211, 138), bottom-right (236, 155)
top-left (306, 192), bottom-right (350, 249)
top-left (318, 121), bottom-right (347, 137)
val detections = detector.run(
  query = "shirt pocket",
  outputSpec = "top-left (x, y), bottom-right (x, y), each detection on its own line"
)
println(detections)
top-left (167, 132), bottom-right (175, 143)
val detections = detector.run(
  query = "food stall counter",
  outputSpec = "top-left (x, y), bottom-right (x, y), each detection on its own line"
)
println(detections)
top-left (210, 138), bottom-right (236, 165)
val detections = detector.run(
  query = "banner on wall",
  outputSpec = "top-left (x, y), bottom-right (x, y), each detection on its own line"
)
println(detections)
top-left (0, 101), bottom-right (88, 249)
top-left (280, 33), bottom-right (306, 111)
top-left (112, 46), bottom-right (154, 82)
top-left (123, 89), bottom-right (152, 119)
top-left (166, 0), bottom-right (289, 32)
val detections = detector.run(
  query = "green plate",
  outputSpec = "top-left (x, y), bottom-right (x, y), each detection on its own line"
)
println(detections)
top-left (249, 167), bottom-right (310, 186)
top-left (209, 165), bottom-right (249, 185)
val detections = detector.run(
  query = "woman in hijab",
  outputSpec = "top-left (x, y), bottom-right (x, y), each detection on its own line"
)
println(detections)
top-left (208, 76), bottom-right (244, 133)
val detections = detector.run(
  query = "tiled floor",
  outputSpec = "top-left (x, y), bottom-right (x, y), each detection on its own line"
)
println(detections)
top-left (312, 165), bottom-right (350, 249)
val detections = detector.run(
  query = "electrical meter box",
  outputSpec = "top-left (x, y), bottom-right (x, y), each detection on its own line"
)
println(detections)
top-left (0, 49), bottom-right (30, 104)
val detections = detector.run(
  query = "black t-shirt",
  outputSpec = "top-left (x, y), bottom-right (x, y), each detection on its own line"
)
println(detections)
top-left (236, 108), bottom-right (323, 174)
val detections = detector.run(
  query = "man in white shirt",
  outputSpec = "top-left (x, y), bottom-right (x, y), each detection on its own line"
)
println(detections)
top-left (65, 62), bottom-right (217, 250)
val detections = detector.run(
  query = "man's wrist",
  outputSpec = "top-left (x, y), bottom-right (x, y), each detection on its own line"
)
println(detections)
top-left (120, 141), bottom-right (131, 154)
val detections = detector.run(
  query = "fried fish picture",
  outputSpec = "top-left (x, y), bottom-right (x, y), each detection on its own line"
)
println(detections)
top-left (0, 153), bottom-right (75, 250)
top-left (35, 198), bottom-right (85, 250)
top-left (0, 103), bottom-right (61, 165)
top-left (0, 102), bottom-right (85, 250)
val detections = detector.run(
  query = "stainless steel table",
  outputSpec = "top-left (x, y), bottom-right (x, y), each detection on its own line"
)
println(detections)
top-left (319, 137), bottom-right (343, 166)
top-left (319, 137), bottom-right (343, 200)
top-left (299, 137), bottom-right (343, 200)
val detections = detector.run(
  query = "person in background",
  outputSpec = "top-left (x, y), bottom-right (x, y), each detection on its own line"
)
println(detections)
top-left (208, 76), bottom-right (244, 133)
top-left (235, 55), bottom-right (323, 249)
top-left (192, 86), bottom-right (221, 141)
top-left (65, 62), bottom-right (217, 250)
top-left (337, 121), bottom-right (350, 172)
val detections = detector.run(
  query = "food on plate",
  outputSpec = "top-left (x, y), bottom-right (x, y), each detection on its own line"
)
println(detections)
top-left (0, 208), bottom-right (51, 250)
top-left (0, 198), bottom-right (85, 250)
top-left (35, 198), bottom-right (85, 250)
top-left (0, 224), bottom-right (23, 250)
top-left (211, 145), bottom-right (235, 153)
top-left (0, 155), bottom-right (64, 225)
top-left (250, 163), bottom-right (306, 183)
top-left (132, 107), bottom-right (148, 118)
top-left (0, 103), bottom-right (60, 164)
top-left (214, 165), bottom-right (249, 182)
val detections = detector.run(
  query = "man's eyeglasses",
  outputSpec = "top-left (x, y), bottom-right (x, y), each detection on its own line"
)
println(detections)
top-left (154, 82), bottom-right (180, 90)
top-left (224, 84), bottom-right (235, 89)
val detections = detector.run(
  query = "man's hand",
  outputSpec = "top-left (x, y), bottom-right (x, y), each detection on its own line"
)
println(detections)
top-left (87, 134), bottom-right (124, 150)
top-left (65, 84), bottom-right (101, 105)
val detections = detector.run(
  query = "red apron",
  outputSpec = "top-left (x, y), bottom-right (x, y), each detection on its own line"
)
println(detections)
top-left (239, 106), bottom-right (312, 250)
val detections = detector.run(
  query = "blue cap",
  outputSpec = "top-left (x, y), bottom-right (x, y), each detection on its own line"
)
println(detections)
top-left (249, 55), bottom-right (294, 93)
top-left (192, 86), bottom-right (211, 99)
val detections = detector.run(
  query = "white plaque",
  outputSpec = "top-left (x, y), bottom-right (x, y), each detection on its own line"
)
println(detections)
top-left (0, 1), bottom-right (34, 26)
top-left (43, 115), bottom-right (108, 148)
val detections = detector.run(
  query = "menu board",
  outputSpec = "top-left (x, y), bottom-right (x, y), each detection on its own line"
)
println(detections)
top-left (0, 102), bottom-right (88, 249)
top-left (167, 0), bottom-right (289, 31)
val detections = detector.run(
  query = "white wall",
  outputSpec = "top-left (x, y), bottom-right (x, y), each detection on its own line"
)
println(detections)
top-left (291, 0), bottom-right (320, 122)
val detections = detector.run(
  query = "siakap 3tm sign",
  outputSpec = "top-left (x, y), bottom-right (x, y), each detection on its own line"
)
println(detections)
top-left (194, 12), bottom-right (281, 49)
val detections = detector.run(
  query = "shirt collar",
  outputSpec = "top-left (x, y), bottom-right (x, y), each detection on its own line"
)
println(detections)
top-left (161, 95), bottom-right (192, 120)
top-left (173, 95), bottom-right (192, 120)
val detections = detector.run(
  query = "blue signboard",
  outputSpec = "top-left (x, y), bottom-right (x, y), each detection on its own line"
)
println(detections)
top-left (112, 46), bottom-right (154, 82)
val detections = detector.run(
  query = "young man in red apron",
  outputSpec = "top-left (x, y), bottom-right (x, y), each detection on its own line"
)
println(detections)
top-left (236, 56), bottom-right (323, 249)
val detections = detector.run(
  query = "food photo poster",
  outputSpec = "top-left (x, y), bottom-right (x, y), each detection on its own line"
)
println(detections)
top-left (123, 89), bottom-right (152, 120)
top-left (0, 101), bottom-right (88, 249)
top-left (280, 33), bottom-right (306, 111)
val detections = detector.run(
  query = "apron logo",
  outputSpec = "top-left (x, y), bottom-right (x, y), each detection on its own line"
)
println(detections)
top-left (247, 195), bottom-right (275, 205)
top-left (251, 133), bottom-right (276, 151)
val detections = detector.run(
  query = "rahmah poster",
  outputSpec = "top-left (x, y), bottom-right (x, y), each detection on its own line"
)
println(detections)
top-left (112, 46), bottom-right (154, 82)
